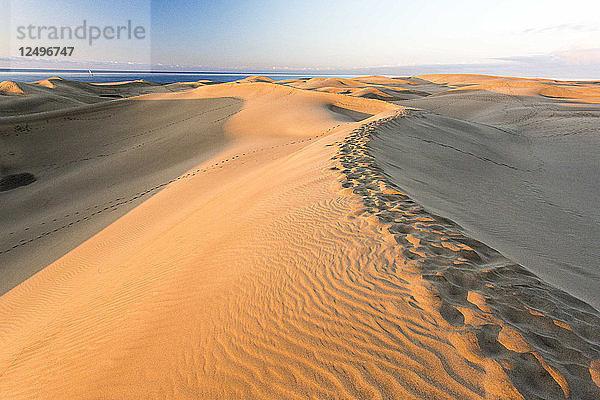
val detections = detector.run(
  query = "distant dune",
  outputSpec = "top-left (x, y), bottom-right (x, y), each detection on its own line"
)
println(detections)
top-left (0, 81), bottom-right (25, 96)
top-left (0, 77), bottom-right (205, 117)
top-left (0, 74), bottom-right (599, 399)
top-left (235, 75), bottom-right (276, 83)
top-left (32, 76), bottom-right (63, 88)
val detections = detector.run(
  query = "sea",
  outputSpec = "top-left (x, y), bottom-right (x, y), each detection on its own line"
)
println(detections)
top-left (0, 69), bottom-right (357, 84)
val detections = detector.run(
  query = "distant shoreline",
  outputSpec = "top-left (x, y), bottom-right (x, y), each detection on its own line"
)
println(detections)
top-left (0, 69), bottom-right (358, 85)
top-left (0, 68), bottom-right (354, 76)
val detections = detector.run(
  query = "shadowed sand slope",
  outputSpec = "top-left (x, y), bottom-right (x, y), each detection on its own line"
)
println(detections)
top-left (1, 77), bottom-right (599, 399)
top-left (0, 93), bottom-right (242, 294)
top-left (385, 75), bottom-right (600, 310)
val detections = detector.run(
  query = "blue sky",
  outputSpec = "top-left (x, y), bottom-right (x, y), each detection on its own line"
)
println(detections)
top-left (2, 0), bottom-right (599, 77)
top-left (150, 0), bottom-right (600, 68)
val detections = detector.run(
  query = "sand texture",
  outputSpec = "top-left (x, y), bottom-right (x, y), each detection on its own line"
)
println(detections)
top-left (1, 75), bottom-right (599, 399)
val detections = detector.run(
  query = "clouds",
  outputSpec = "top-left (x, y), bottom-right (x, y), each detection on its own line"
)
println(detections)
top-left (0, 56), bottom-right (155, 71)
top-left (555, 48), bottom-right (600, 64)
top-left (496, 48), bottom-right (600, 65)
top-left (522, 23), bottom-right (598, 34)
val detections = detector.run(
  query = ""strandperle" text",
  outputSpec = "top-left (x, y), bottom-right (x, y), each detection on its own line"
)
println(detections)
top-left (15, 20), bottom-right (146, 46)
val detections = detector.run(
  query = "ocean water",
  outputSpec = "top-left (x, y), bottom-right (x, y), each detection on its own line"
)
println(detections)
top-left (0, 70), bottom-right (356, 84)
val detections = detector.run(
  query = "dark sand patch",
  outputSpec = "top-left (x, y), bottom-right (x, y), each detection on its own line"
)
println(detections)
top-left (327, 104), bottom-right (373, 121)
top-left (0, 173), bottom-right (36, 192)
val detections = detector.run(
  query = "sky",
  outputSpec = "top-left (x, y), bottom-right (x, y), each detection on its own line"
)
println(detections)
top-left (1, 0), bottom-right (600, 78)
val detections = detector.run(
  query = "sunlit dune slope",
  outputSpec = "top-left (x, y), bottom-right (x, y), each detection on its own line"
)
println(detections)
top-left (187, 81), bottom-right (396, 137)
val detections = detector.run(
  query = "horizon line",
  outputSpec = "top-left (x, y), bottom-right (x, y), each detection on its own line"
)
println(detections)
top-left (1, 68), bottom-right (598, 82)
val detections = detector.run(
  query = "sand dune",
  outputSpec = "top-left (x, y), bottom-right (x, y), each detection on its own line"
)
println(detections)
top-left (314, 86), bottom-right (404, 101)
top-left (277, 75), bottom-right (448, 99)
top-left (416, 74), bottom-right (505, 85)
top-left (352, 75), bottom-right (415, 85)
top-left (446, 78), bottom-right (600, 102)
top-left (416, 73), bottom-right (600, 101)
top-left (0, 81), bottom-right (25, 96)
top-left (283, 77), bottom-right (366, 90)
top-left (1, 75), bottom-right (599, 399)
top-left (0, 77), bottom-right (204, 116)
top-left (235, 75), bottom-right (276, 83)
top-left (32, 77), bottom-right (63, 88)
top-left (190, 81), bottom-right (396, 136)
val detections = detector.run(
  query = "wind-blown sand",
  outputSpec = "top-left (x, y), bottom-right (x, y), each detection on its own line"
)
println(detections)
top-left (0, 75), bottom-right (599, 399)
